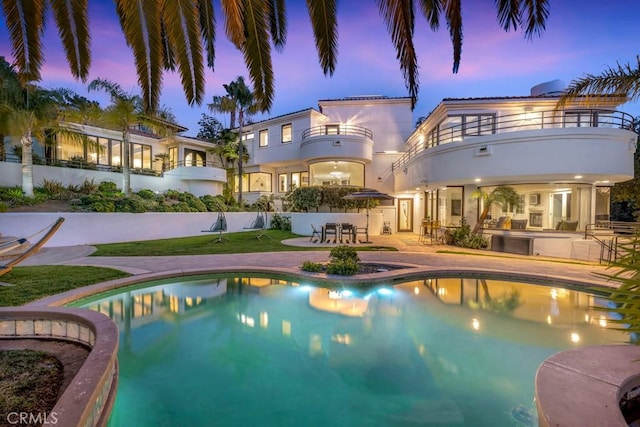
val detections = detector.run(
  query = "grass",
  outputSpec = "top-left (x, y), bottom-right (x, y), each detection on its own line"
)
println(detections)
top-left (0, 266), bottom-right (130, 306)
top-left (91, 229), bottom-right (397, 256)
top-left (0, 350), bottom-right (63, 420)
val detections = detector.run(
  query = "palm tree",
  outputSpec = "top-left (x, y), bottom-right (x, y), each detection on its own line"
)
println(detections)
top-left (1, 1), bottom-right (549, 113)
top-left (209, 77), bottom-right (257, 204)
top-left (557, 56), bottom-right (640, 109)
top-left (87, 78), bottom-right (143, 195)
top-left (0, 86), bottom-right (88, 196)
top-left (470, 185), bottom-right (521, 233)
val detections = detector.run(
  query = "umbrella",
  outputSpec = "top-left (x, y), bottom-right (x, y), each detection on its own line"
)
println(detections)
top-left (343, 189), bottom-right (394, 243)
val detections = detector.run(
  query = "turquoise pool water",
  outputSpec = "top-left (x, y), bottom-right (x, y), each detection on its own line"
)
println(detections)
top-left (74, 275), bottom-right (626, 426)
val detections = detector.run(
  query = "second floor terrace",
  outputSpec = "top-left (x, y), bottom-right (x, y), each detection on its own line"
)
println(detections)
top-left (393, 109), bottom-right (635, 172)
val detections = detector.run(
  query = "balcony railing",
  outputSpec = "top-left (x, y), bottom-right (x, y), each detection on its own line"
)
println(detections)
top-left (301, 124), bottom-right (373, 140)
top-left (392, 109), bottom-right (635, 171)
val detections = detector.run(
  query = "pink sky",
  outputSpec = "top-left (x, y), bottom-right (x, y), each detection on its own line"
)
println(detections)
top-left (2, 1), bottom-right (640, 136)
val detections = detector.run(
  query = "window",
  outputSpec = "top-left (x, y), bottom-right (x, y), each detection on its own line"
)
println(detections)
top-left (516, 195), bottom-right (525, 214)
top-left (326, 124), bottom-right (340, 135)
top-left (291, 172), bottom-right (301, 189)
top-left (278, 173), bottom-right (288, 192)
top-left (242, 132), bottom-right (254, 142)
top-left (259, 129), bottom-right (269, 147)
top-left (168, 147), bottom-right (178, 169)
top-left (111, 141), bottom-right (122, 166)
top-left (301, 172), bottom-right (309, 187)
top-left (281, 124), bottom-right (292, 143)
top-left (132, 143), bottom-right (152, 169)
top-left (309, 161), bottom-right (364, 187)
top-left (463, 114), bottom-right (495, 136)
top-left (184, 148), bottom-right (205, 167)
top-left (248, 172), bottom-right (272, 192)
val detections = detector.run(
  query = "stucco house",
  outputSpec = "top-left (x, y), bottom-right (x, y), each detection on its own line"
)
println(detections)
top-left (1, 80), bottom-right (636, 237)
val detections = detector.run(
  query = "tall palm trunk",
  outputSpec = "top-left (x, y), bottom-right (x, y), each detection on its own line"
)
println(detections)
top-left (21, 132), bottom-right (34, 197)
top-left (238, 116), bottom-right (243, 205)
top-left (122, 129), bottom-right (131, 194)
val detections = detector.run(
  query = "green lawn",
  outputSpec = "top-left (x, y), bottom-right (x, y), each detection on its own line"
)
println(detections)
top-left (91, 229), bottom-right (397, 256)
top-left (0, 266), bottom-right (130, 306)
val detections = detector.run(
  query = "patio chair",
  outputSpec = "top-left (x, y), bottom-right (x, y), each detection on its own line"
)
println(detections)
top-left (324, 223), bottom-right (338, 243)
top-left (340, 223), bottom-right (354, 243)
top-left (382, 221), bottom-right (392, 235)
top-left (202, 211), bottom-right (228, 243)
top-left (310, 224), bottom-right (321, 242)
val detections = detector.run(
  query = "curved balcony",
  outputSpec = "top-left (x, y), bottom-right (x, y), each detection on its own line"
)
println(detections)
top-left (392, 109), bottom-right (637, 190)
top-left (300, 125), bottom-right (374, 164)
top-left (163, 161), bottom-right (226, 182)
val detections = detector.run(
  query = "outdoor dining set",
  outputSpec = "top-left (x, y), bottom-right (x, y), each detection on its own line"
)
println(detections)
top-left (310, 223), bottom-right (369, 244)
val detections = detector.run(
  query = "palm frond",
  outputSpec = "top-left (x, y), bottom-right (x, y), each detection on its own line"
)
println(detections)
top-left (1, 0), bottom-right (46, 83)
top-left (49, 0), bottom-right (91, 81)
top-left (377, 0), bottom-right (419, 109)
top-left (114, 0), bottom-right (163, 112)
top-left (305, 0), bottom-right (338, 76)
top-left (242, 0), bottom-right (274, 112)
top-left (221, 0), bottom-right (245, 49)
top-left (521, 0), bottom-right (548, 39)
top-left (557, 57), bottom-right (640, 109)
top-left (198, 0), bottom-right (216, 69)
top-left (87, 78), bottom-right (128, 101)
top-left (416, 0), bottom-right (442, 30)
top-left (443, 0), bottom-right (463, 73)
top-left (495, 0), bottom-right (520, 32)
top-left (268, 0), bottom-right (287, 52)
top-left (160, 21), bottom-right (177, 71)
top-left (161, 0), bottom-right (205, 106)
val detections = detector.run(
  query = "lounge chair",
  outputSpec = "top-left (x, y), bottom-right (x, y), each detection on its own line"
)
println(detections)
top-left (202, 211), bottom-right (228, 243)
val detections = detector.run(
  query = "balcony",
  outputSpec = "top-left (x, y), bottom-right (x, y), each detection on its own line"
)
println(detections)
top-left (300, 124), bottom-right (374, 164)
top-left (164, 161), bottom-right (226, 182)
top-left (392, 109), bottom-right (637, 190)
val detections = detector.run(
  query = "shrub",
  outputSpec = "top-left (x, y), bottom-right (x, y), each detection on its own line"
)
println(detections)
top-left (326, 258), bottom-right (359, 275)
top-left (164, 189), bottom-right (181, 200)
top-left (329, 245), bottom-right (360, 264)
top-left (97, 181), bottom-right (119, 195)
top-left (0, 201), bottom-right (8, 212)
top-left (300, 260), bottom-right (323, 272)
top-left (137, 189), bottom-right (156, 200)
top-left (443, 217), bottom-right (489, 249)
top-left (78, 178), bottom-right (98, 194)
top-left (270, 213), bottom-right (291, 231)
top-left (200, 194), bottom-right (226, 212)
top-left (89, 200), bottom-right (115, 212)
top-left (40, 179), bottom-right (66, 198)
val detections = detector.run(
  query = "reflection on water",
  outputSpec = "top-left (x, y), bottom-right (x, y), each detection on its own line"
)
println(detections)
top-left (77, 275), bottom-right (625, 427)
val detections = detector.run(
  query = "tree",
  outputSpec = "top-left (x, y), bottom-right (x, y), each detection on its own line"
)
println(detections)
top-left (197, 114), bottom-right (224, 141)
top-left (87, 78), bottom-right (143, 195)
top-left (557, 56), bottom-right (640, 109)
top-left (0, 86), bottom-right (87, 196)
top-left (611, 118), bottom-right (640, 220)
top-left (470, 185), bottom-right (521, 233)
top-left (1, 1), bottom-right (549, 113)
top-left (209, 77), bottom-right (257, 204)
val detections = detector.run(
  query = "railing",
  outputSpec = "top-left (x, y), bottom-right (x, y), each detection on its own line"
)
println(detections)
top-left (301, 124), bottom-right (373, 140)
top-left (165, 160), bottom-right (223, 170)
top-left (392, 109), bottom-right (635, 171)
top-left (584, 221), bottom-right (640, 264)
top-left (584, 220), bottom-right (640, 239)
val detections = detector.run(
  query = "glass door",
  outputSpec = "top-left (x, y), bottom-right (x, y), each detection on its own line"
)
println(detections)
top-left (550, 192), bottom-right (572, 228)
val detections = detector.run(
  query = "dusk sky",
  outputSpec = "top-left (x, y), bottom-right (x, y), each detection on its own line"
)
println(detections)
top-left (2, 1), bottom-right (640, 136)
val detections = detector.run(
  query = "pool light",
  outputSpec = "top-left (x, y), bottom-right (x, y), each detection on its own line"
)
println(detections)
top-left (377, 287), bottom-right (394, 296)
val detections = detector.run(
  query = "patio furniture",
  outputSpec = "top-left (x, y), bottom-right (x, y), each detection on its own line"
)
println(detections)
top-left (340, 223), bottom-right (355, 243)
top-left (511, 219), bottom-right (528, 230)
top-left (201, 211), bottom-right (228, 243)
top-left (556, 220), bottom-right (578, 231)
top-left (310, 224), bottom-right (322, 242)
top-left (382, 221), bottom-right (392, 235)
top-left (324, 223), bottom-right (338, 243)
top-left (354, 226), bottom-right (369, 244)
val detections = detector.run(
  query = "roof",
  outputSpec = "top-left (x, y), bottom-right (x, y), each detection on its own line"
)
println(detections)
top-left (318, 95), bottom-right (413, 103)
top-left (241, 107), bottom-right (318, 127)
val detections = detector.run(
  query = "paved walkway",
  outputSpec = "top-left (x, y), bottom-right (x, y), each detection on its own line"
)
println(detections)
top-left (19, 233), bottom-right (617, 288)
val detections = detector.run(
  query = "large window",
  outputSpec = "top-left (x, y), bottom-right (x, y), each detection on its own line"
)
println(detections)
top-left (281, 124), bottom-right (292, 143)
top-left (168, 147), bottom-right (178, 169)
top-left (309, 161), bottom-right (364, 187)
top-left (132, 143), bottom-right (152, 169)
top-left (259, 129), bottom-right (269, 147)
top-left (236, 172), bottom-right (272, 192)
top-left (184, 148), bottom-right (205, 167)
top-left (278, 173), bottom-right (288, 192)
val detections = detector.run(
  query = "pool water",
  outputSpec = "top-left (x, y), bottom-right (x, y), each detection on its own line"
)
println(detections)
top-left (74, 275), bottom-right (626, 426)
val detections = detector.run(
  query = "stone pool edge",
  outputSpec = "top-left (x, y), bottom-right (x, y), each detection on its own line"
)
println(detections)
top-left (23, 265), bottom-right (638, 427)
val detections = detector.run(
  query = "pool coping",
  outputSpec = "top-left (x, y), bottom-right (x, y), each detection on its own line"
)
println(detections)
top-left (19, 264), bottom-right (639, 426)
top-left (0, 307), bottom-right (118, 427)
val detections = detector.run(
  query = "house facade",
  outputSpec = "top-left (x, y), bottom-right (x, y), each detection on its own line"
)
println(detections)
top-left (1, 80), bottom-right (636, 234)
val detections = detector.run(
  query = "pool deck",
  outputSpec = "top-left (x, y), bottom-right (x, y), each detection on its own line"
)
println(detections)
top-left (18, 233), bottom-right (617, 289)
top-left (11, 233), bottom-right (636, 426)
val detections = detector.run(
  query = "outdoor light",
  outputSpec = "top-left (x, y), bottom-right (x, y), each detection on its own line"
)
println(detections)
top-left (574, 175), bottom-right (583, 179)
top-left (474, 178), bottom-right (481, 182)
top-left (570, 332), bottom-right (580, 343)
top-left (472, 318), bottom-right (480, 330)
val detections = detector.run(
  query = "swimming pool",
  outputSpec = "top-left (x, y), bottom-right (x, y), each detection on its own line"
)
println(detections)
top-left (73, 274), bottom-right (626, 426)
